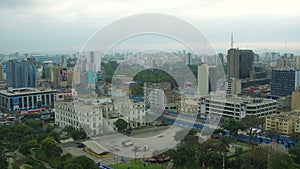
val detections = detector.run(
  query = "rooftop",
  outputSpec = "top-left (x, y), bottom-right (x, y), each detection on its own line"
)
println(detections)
top-left (0, 88), bottom-right (57, 96)
top-left (82, 140), bottom-right (109, 154)
top-left (204, 95), bottom-right (276, 105)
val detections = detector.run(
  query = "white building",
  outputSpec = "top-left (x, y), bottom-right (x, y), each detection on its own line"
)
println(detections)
top-left (54, 100), bottom-right (108, 135)
top-left (54, 97), bottom-right (147, 136)
top-left (199, 95), bottom-right (277, 120)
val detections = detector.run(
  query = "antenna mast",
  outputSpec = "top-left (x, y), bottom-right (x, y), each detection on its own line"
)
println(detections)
top-left (230, 32), bottom-right (234, 49)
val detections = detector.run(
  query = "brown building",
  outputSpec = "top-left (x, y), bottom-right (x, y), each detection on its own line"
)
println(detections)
top-left (227, 48), bottom-right (254, 80)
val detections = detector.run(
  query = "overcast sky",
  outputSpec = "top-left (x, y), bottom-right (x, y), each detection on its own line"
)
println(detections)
top-left (1, 0), bottom-right (300, 54)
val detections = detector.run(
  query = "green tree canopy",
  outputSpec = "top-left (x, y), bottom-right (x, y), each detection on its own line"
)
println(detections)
top-left (242, 146), bottom-right (296, 169)
top-left (223, 118), bottom-right (243, 138)
top-left (41, 137), bottom-right (62, 158)
top-left (25, 119), bottom-right (43, 130)
top-left (19, 139), bottom-right (38, 155)
top-left (115, 118), bottom-right (128, 132)
top-left (64, 163), bottom-right (83, 169)
top-left (67, 155), bottom-right (97, 169)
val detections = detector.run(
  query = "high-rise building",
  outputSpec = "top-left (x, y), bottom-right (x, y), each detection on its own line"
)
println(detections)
top-left (294, 56), bottom-right (300, 68)
top-left (198, 64), bottom-right (209, 96)
top-left (271, 69), bottom-right (300, 96)
top-left (198, 64), bottom-right (218, 95)
top-left (276, 56), bottom-right (290, 68)
top-left (0, 66), bottom-right (3, 81)
top-left (61, 55), bottom-right (68, 68)
top-left (186, 52), bottom-right (192, 65)
top-left (227, 48), bottom-right (254, 79)
top-left (292, 87), bottom-right (300, 111)
top-left (208, 66), bottom-right (218, 92)
top-left (6, 59), bottom-right (36, 88)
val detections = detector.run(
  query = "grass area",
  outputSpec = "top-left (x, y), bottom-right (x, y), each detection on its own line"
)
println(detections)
top-left (110, 160), bottom-right (165, 169)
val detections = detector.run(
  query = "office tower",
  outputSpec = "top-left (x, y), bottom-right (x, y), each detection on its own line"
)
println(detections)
top-left (271, 69), bottom-right (300, 96)
top-left (6, 59), bottom-right (36, 88)
top-left (198, 64), bottom-right (209, 96)
top-left (227, 48), bottom-right (254, 79)
top-left (294, 56), bottom-right (300, 68)
top-left (208, 66), bottom-right (218, 92)
top-left (0, 66), bottom-right (3, 81)
top-left (186, 52), bottom-right (192, 65)
top-left (61, 55), bottom-right (68, 68)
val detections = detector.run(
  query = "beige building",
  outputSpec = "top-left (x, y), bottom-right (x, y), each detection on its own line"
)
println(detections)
top-left (226, 78), bottom-right (242, 95)
top-left (200, 95), bottom-right (277, 121)
top-left (198, 64), bottom-right (209, 96)
top-left (265, 112), bottom-right (300, 135)
top-left (292, 87), bottom-right (300, 111)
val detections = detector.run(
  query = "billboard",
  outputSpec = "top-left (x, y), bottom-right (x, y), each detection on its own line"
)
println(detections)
top-left (13, 97), bottom-right (19, 105)
top-left (240, 103), bottom-right (246, 118)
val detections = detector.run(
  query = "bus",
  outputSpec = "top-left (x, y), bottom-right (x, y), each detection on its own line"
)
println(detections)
top-left (83, 141), bottom-right (110, 158)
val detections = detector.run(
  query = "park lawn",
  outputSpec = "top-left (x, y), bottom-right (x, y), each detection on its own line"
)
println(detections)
top-left (110, 160), bottom-right (164, 169)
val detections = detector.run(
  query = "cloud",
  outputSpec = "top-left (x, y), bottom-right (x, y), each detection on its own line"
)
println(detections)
top-left (0, 0), bottom-right (300, 53)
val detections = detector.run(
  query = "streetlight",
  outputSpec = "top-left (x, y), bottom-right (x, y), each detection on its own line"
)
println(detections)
top-left (114, 156), bottom-right (119, 164)
top-left (132, 146), bottom-right (139, 163)
top-left (222, 151), bottom-right (227, 169)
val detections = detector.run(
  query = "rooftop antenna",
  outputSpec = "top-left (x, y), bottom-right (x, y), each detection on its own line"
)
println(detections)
top-left (285, 42), bottom-right (287, 54)
top-left (230, 32), bottom-right (234, 49)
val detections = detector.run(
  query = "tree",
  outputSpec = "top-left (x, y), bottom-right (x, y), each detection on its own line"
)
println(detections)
top-left (68, 155), bottom-right (97, 169)
top-left (242, 146), bottom-right (272, 169)
top-left (170, 143), bottom-right (197, 169)
top-left (229, 147), bottom-right (244, 169)
top-left (289, 147), bottom-right (300, 165)
top-left (19, 139), bottom-right (38, 155)
top-left (223, 119), bottom-right (243, 138)
top-left (66, 127), bottom-right (87, 140)
top-left (64, 163), bottom-right (83, 169)
top-left (0, 147), bottom-right (8, 169)
top-left (269, 151), bottom-right (295, 169)
top-left (25, 119), bottom-right (43, 130)
top-left (242, 146), bottom-right (296, 169)
top-left (115, 119), bottom-right (128, 132)
top-left (41, 137), bottom-right (62, 158)
top-left (290, 133), bottom-right (300, 143)
top-left (241, 115), bottom-right (264, 144)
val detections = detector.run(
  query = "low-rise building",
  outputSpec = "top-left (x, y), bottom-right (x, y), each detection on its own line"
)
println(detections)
top-left (0, 88), bottom-right (57, 112)
top-left (199, 95), bottom-right (277, 121)
top-left (265, 112), bottom-right (300, 135)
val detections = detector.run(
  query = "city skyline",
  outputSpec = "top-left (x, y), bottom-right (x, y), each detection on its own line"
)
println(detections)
top-left (0, 0), bottom-right (300, 54)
